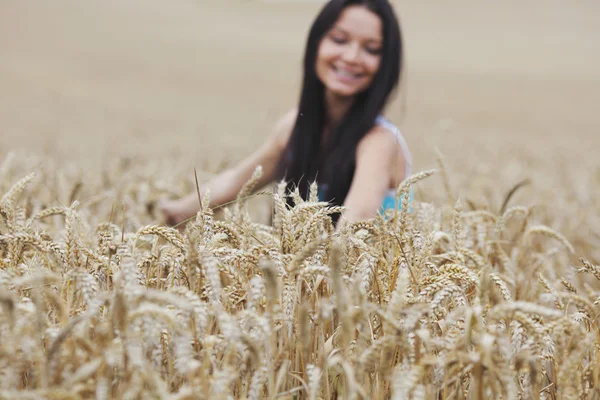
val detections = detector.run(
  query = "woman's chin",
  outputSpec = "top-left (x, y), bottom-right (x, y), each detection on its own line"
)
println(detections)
top-left (324, 83), bottom-right (361, 99)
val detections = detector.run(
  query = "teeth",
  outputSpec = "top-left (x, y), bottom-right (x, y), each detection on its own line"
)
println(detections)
top-left (336, 68), bottom-right (358, 79)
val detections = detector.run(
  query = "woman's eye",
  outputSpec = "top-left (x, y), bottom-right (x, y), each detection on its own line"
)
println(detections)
top-left (330, 36), bottom-right (346, 44)
top-left (365, 47), bottom-right (382, 55)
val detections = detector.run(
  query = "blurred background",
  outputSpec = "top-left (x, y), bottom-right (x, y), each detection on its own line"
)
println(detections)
top-left (1, 0), bottom-right (599, 249)
top-left (2, 0), bottom-right (598, 163)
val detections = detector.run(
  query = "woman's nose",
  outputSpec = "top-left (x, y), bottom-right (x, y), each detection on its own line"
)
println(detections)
top-left (341, 42), bottom-right (361, 63)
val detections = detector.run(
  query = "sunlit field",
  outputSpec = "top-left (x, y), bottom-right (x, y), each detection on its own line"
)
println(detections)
top-left (1, 0), bottom-right (599, 398)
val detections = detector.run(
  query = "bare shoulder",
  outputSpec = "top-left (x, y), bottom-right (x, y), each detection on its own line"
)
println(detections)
top-left (356, 123), bottom-right (406, 185)
top-left (271, 108), bottom-right (298, 150)
top-left (356, 124), bottom-right (399, 157)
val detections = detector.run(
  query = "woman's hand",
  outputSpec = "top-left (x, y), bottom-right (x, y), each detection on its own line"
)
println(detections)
top-left (159, 193), bottom-right (199, 228)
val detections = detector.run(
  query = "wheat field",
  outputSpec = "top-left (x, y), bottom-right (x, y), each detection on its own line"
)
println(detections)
top-left (1, 0), bottom-right (600, 398)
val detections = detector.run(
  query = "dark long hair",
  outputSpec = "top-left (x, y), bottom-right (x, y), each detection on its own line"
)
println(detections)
top-left (276, 0), bottom-right (403, 212)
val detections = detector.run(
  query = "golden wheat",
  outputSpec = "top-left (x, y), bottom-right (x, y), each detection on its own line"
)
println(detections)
top-left (0, 153), bottom-right (598, 399)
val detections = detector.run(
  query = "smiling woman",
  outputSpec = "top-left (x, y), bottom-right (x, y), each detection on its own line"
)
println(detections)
top-left (316, 7), bottom-right (383, 97)
top-left (160, 0), bottom-right (411, 227)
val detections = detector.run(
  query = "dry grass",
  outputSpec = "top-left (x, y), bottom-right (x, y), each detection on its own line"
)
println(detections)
top-left (0, 151), bottom-right (599, 399)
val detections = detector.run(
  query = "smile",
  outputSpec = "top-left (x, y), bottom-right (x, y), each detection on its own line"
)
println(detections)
top-left (331, 65), bottom-right (364, 82)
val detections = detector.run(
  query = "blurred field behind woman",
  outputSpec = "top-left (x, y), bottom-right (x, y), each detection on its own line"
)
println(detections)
top-left (1, 0), bottom-right (599, 255)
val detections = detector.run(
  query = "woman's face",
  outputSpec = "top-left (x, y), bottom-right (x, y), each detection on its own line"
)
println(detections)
top-left (315, 5), bottom-right (383, 99)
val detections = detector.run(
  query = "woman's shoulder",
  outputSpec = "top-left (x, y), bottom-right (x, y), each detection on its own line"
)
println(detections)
top-left (357, 115), bottom-right (412, 172)
top-left (374, 115), bottom-right (403, 138)
top-left (271, 108), bottom-right (298, 150)
top-left (368, 115), bottom-right (413, 178)
top-left (275, 108), bottom-right (298, 128)
top-left (359, 116), bottom-right (402, 147)
top-left (357, 123), bottom-right (401, 160)
top-left (371, 115), bottom-right (411, 154)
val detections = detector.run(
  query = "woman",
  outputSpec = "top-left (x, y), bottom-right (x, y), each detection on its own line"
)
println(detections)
top-left (160, 0), bottom-right (411, 227)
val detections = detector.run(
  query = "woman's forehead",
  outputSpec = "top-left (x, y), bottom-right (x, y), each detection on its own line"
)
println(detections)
top-left (332, 6), bottom-right (383, 42)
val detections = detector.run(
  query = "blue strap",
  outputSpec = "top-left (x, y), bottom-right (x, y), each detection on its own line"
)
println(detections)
top-left (380, 190), bottom-right (414, 214)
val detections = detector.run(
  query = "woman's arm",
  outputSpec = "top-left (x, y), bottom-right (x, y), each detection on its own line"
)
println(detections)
top-left (338, 126), bottom-right (405, 224)
top-left (160, 109), bottom-right (297, 226)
